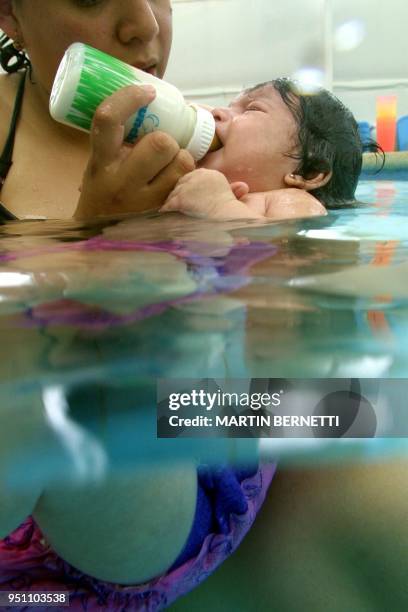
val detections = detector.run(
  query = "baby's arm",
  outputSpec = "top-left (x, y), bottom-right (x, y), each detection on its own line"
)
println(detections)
top-left (161, 169), bottom-right (265, 220)
top-left (161, 169), bottom-right (326, 221)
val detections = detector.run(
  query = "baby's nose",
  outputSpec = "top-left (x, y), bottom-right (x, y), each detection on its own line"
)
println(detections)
top-left (212, 107), bottom-right (231, 123)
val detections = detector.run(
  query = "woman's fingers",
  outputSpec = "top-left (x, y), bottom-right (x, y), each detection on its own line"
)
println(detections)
top-left (90, 85), bottom-right (156, 166)
top-left (118, 140), bottom-right (195, 207)
top-left (121, 131), bottom-right (182, 184)
top-left (148, 150), bottom-right (195, 203)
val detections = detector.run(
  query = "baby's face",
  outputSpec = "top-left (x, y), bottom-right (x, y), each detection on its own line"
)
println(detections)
top-left (200, 85), bottom-right (299, 192)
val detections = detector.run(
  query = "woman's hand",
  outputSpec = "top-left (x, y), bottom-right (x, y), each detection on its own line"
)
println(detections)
top-left (73, 85), bottom-right (195, 220)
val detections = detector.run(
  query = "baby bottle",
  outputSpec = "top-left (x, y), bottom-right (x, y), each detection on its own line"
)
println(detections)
top-left (50, 43), bottom-right (221, 161)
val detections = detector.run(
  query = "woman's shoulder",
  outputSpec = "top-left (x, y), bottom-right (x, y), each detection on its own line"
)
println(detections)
top-left (0, 71), bottom-right (22, 101)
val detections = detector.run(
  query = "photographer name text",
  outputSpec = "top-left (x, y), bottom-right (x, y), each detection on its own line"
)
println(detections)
top-left (168, 414), bottom-right (340, 428)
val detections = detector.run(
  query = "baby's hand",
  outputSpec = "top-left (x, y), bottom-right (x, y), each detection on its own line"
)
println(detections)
top-left (161, 169), bottom-right (241, 218)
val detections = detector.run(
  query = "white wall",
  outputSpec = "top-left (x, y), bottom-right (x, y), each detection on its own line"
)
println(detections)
top-left (166, 0), bottom-right (327, 107)
top-left (167, 0), bottom-right (408, 124)
top-left (332, 0), bottom-right (408, 123)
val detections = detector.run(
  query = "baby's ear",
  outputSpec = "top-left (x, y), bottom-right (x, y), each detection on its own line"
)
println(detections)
top-left (284, 171), bottom-right (332, 191)
top-left (230, 181), bottom-right (250, 200)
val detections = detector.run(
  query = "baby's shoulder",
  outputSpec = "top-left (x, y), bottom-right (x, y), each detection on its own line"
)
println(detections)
top-left (263, 188), bottom-right (327, 221)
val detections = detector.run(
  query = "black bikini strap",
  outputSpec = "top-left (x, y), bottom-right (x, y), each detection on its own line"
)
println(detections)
top-left (0, 200), bottom-right (17, 221)
top-left (0, 70), bottom-right (27, 187)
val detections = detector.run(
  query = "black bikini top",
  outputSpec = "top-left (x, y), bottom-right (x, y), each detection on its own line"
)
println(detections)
top-left (0, 70), bottom-right (27, 221)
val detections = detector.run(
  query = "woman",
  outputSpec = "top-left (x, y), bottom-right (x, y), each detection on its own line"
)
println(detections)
top-left (0, 0), bottom-right (195, 221)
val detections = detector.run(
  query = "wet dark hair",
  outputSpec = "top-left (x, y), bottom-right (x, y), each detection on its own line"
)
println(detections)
top-left (249, 78), bottom-right (382, 208)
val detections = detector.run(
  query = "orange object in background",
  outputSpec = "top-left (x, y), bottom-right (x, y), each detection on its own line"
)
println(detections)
top-left (376, 95), bottom-right (397, 152)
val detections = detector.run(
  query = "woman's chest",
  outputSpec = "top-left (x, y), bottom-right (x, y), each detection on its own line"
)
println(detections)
top-left (1, 135), bottom-right (88, 219)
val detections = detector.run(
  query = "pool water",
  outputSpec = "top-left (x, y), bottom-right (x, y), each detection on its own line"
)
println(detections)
top-left (0, 179), bottom-right (407, 471)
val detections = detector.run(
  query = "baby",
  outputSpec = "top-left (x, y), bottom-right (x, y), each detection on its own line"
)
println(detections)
top-left (161, 78), bottom-right (363, 221)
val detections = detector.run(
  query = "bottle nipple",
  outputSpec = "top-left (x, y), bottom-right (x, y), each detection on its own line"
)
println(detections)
top-left (208, 132), bottom-right (222, 152)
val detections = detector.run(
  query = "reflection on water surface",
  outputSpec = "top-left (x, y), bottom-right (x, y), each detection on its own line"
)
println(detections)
top-left (1, 180), bottom-right (407, 387)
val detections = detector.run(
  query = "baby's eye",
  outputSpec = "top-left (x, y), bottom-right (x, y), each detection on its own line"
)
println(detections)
top-left (73, 0), bottom-right (103, 7)
top-left (245, 105), bottom-right (263, 112)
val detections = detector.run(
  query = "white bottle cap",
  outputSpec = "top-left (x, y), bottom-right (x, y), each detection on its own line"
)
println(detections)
top-left (186, 105), bottom-right (216, 161)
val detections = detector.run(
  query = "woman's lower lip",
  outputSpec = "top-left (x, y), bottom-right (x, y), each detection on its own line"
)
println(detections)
top-left (142, 66), bottom-right (157, 75)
